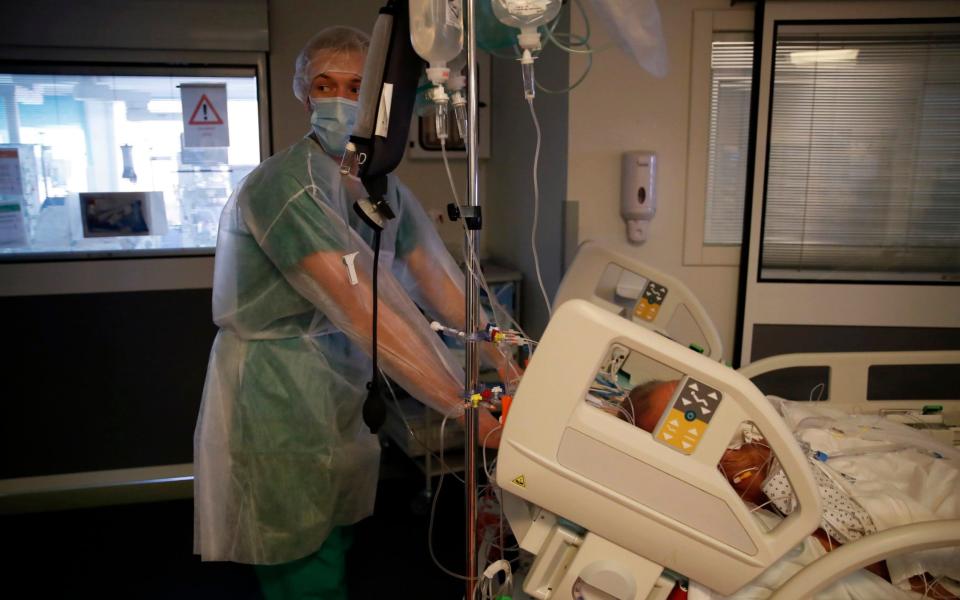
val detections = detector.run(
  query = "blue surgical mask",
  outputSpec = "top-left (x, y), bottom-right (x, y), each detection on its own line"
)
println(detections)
top-left (310, 97), bottom-right (359, 156)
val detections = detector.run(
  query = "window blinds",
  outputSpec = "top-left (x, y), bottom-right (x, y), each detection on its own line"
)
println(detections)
top-left (705, 40), bottom-right (754, 246)
top-left (762, 25), bottom-right (960, 280)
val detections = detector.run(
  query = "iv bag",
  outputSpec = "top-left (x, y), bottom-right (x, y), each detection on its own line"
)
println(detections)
top-left (410, 0), bottom-right (464, 68)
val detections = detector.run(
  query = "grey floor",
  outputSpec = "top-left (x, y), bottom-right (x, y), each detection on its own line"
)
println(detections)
top-left (0, 444), bottom-right (468, 599)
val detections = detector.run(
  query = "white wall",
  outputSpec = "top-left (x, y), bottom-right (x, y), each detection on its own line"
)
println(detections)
top-left (268, 0), bottom-right (479, 252)
top-left (566, 0), bottom-right (752, 361)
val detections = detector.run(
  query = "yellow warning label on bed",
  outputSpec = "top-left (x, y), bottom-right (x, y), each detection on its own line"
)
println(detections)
top-left (512, 475), bottom-right (526, 488)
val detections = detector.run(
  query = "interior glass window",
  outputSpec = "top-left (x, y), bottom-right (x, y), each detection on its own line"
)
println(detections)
top-left (0, 66), bottom-right (262, 260)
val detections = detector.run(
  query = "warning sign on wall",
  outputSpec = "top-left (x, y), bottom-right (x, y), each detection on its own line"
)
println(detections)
top-left (180, 83), bottom-right (229, 148)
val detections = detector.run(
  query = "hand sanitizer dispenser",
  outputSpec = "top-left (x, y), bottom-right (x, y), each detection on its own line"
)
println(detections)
top-left (621, 151), bottom-right (656, 244)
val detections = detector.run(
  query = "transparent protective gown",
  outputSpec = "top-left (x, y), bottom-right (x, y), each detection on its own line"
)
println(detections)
top-left (194, 134), bottom-right (468, 565)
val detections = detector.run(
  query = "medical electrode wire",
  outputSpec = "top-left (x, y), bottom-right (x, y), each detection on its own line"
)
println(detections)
top-left (527, 98), bottom-right (552, 320)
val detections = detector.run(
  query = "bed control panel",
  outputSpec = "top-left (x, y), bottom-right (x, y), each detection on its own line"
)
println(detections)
top-left (633, 280), bottom-right (668, 322)
top-left (654, 376), bottom-right (723, 454)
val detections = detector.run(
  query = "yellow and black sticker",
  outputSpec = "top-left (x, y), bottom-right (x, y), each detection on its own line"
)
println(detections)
top-left (634, 280), bottom-right (668, 322)
top-left (512, 475), bottom-right (526, 488)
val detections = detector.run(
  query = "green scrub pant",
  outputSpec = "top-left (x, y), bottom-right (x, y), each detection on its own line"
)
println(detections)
top-left (254, 526), bottom-right (352, 600)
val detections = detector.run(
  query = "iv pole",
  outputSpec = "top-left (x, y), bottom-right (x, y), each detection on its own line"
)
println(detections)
top-left (464, 0), bottom-right (481, 596)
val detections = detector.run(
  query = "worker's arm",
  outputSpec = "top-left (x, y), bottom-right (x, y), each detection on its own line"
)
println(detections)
top-left (298, 249), bottom-right (502, 445)
top-left (403, 245), bottom-right (523, 387)
top-left (300, 250), bottom-right (462, 412)
top-left (389, 179), bottom-right (523, 388)
top-left (244, 172), bottom-right (500, 441)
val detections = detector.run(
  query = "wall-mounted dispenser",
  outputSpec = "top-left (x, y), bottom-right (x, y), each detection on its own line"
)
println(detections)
top-left (621, 151), bottom-right (656, 244)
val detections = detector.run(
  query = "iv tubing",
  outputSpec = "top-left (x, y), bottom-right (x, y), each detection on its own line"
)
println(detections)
top-left (528, 97), bottom-right (552, 318)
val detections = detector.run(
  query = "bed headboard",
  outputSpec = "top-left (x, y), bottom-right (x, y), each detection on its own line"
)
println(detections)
top-left (739, 350), bottom-right (960, 423)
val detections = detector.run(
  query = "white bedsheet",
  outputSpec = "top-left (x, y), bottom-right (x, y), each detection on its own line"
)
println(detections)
top-left (770, 397), bottom-right (960, 586)
top-left (691, 399), bottom-right (959, 598)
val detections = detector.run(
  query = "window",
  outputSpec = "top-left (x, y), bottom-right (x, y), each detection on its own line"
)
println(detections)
top-left (761, 23), bottom-right (960, 281)
top-left (0, 66), bottom-right (263, 261)
top-left (704, 38), bottom-right (753, 246)
top-left (684, 10), bottom-right (753, 266)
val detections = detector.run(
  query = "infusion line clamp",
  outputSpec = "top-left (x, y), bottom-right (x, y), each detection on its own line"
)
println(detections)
top-left (447, 203), bottom-right (482, 230)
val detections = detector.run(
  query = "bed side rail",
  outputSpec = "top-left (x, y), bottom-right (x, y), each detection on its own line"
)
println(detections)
top-left (739, 350), bottom-right (960, 419)
top-left (771, 519), bottom-right (960, 599)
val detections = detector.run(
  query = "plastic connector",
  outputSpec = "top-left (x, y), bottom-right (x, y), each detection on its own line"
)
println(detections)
top-left (517, 29), bottom-right (542, 51)
top-left (500, 395), bottom-right (513, 425)
top-left (339, 141), bottom-right (358, 176)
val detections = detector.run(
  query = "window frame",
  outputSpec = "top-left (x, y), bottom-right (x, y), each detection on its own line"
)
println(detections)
top-left (757, 19), bottom-right (960, 284)
top-left (0, 46), bottom-right (270, 297)
top-left (683, 9), bottom-right (754, 267)
top-left (736, 0), bottom-right (960, 367)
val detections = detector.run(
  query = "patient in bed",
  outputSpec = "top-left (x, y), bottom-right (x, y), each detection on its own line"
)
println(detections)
top-left (623, 380), bottom-right (773, 505)
top-left (622, 380), bottom-right (959, 599)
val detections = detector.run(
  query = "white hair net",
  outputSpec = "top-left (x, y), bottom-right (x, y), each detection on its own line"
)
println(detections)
top-left (293, 26), bottom-right (371, 103)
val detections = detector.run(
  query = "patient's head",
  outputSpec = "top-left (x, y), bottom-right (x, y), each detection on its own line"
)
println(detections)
top-left (624, 379), bottom-right (679, 433)
top-left (719, 442), bottom-right (772, 505)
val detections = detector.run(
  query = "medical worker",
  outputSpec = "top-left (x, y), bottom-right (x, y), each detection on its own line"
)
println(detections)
top-left (194, 26), bottom-right (512, 599)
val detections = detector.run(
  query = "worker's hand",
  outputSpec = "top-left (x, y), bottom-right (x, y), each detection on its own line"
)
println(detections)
top-left (493, 352), bottom-right (524, 392)
top-left (459, 408), bottom-right (502, 449)
top-left (479, 408), bottom-right (502, 449)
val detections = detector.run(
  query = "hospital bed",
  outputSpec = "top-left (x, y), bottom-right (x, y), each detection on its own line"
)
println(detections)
top-left (496, 298), bottom-right (960, 599)
top-left (491, 241), bottom-right (960, 599)
top-left (558, 240), bottom-right (960, 431)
